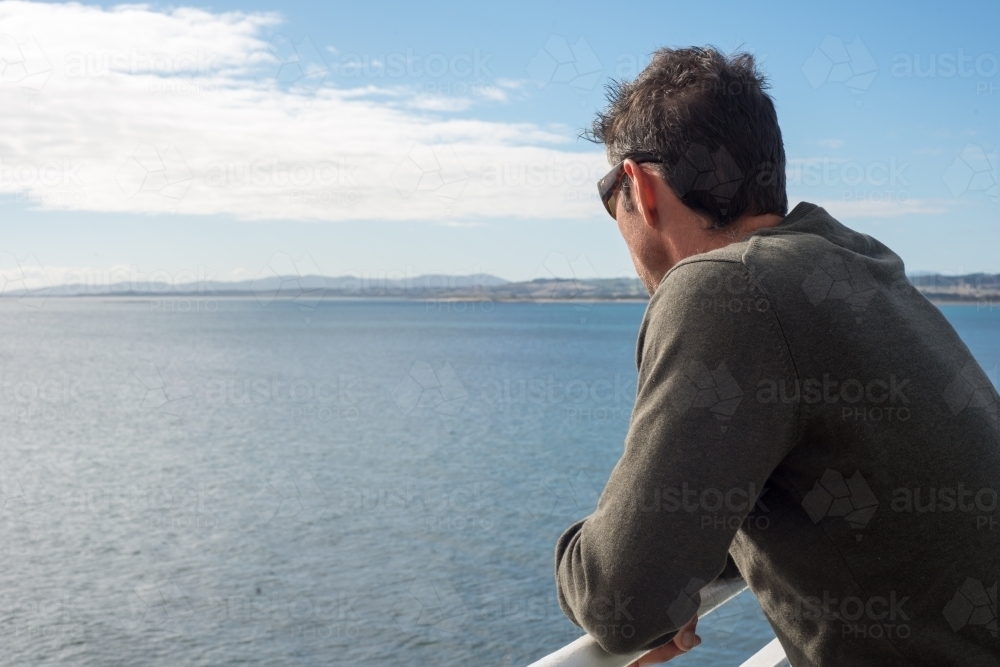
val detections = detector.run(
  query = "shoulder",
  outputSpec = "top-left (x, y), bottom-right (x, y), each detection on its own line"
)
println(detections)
top-left (637, 255), bottom-right (775, 367)
top-left (647, 252), bottom-right (761, 325)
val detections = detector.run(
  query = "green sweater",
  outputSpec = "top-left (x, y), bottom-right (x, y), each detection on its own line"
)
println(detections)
top-left (555, 202), bottom-right (1000, 666)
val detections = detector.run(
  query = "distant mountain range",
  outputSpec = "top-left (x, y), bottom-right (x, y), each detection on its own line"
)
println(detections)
top-left (2, 273), bottom-right (649, 301)
top-left (908, 273), bottom-right (1000, 302)
top-left (5, 272), bottom-right (1000, 303)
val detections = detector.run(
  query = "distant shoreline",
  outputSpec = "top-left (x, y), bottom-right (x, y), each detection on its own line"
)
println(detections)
top-left (2, 293), bottom-right (995, 306)
top-left (924, 298), bottom-right (1000, 306)
top-left (0, 293), bottom-right (653, 304)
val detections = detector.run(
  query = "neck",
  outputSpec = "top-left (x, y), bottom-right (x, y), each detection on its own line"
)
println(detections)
top-left (646, 213), bottom-right (784, 292)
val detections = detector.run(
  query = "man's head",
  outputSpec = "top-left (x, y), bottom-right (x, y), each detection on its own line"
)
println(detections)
top-left (589, 46), bottom-right (787, 293)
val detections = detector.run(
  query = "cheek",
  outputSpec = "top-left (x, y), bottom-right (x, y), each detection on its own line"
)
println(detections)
top-left (615, 217), bottom-right (638, 251)
top-left (616, 217), bottom-right (650, 263)
top-left (631, 221), bottom-right (665, 266)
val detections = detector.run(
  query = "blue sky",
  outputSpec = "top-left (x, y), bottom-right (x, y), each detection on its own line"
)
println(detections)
top-left (0, 0), bottom-right (997, 288)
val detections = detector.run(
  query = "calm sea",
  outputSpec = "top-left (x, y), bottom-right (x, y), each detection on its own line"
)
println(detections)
top-left (0, 297), bottom-right (992, 666)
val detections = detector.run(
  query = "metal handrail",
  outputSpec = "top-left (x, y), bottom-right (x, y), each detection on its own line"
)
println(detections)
top-left (739, 638), bottom-right (789, 667)
top-left (527, 577), bottom-right (758, 667)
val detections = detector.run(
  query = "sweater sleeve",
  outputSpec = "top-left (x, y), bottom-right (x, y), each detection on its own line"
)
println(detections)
top-left (555, 259), bottom-right (799, 654)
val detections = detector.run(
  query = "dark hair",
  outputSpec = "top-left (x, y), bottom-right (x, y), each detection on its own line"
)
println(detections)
top-left (587, 46), bottom-right (787, 228)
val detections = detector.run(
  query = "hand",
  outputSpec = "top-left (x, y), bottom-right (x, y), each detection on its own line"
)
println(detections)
top-left (627, 616), bottom-right (701, 666)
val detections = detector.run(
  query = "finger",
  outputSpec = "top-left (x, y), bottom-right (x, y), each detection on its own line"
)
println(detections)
top-left (672, 615), bottom-right (700, 652)
top-left (679, 614), bottom-right (699, 635)
top-left (630, 643), bottom-right (684, 667)
top-left (629, 625), bottom-right (703, 666)
top-left (674, 627), bottom-right (702, 652)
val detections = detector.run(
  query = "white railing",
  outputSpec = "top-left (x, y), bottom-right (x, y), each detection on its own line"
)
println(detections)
top-left (527, 578), bottom-right (788, 667)
top-left (739, 638), bottom-right (789, 667)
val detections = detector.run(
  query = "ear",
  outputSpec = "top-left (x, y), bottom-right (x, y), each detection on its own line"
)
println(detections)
top-left (623, 160), bottom-right (659, 231)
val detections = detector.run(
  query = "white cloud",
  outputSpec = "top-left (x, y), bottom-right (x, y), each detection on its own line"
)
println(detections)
top-left (406, 93), bottom-right (474, 112)
top-left (476, 85), bottom-right (509, 103)
top-left (0, 1), bottom-right (608, 222)
top-left (435, 220), bottom-right (487, 228)
top-left (816, 138), bottom-right (844, 149)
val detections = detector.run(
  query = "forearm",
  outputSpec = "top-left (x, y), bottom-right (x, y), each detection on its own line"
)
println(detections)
top-left (553, 259), bottom-right (798, 654)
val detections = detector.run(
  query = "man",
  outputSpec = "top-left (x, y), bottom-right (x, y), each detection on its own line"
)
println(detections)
top-left (555, 46), bottom-right (1000, 667)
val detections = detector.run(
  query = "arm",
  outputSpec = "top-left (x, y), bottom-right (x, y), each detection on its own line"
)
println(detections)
top-left (555, 259), bottom-right (799, 654)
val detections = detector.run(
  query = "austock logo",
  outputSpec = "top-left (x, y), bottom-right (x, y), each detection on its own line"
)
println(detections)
top-left (530, 252), bottom-right (602, 324)
top-left (0, 34), bottom-right (52, 92)
top-left (696, 586), bottom-right (762, 637)
top-left (943, 577), bottom-right (997, 637)
top-left (390, 144), bottom-right (468, 202)
top-left (250, 34), bottom-right (329, 94)
top-left (0, 250), bottom-right (52, 309)
top-left (633, 482), bottom-right (771, 531)
top-left (577, 590), bottom-right (636, 645)
top-left (115, 578), bottom-right (195, 635)
top-left (943, 360), bottom-right (998, 419)
top-left (116, 143), bottom-right (194, 203)
top-left (0, 591), bottom-right (86, 642)
top-left (390, 578), bottom-right (469, 637)
top-left (671, 143), bottom-right (744, 219)
top-left (526, 35), bottom-right (602, 92)
top-left (251, 469), bottom-right (332, 525)
top-left (776, 589), bottom-right (911, 640)
top-left (675, 359), bottom-right (743, 432)
top-left (391, 361), bottom-right (469, 418)
top-left (0, 462), bottom-right (71, 525)
top-left (689, 261), bottom-right (770, 316)
top-left (666, 577), bottom-right (705, 630)
top-left (802, 35), bottom-right (878, 105)
top-left (802, 469), bottom-right (879, 541)
top-left (943, 143), bottom-right (998, 204)
top-left (801, 253), bottom-right (879, 316)
top-left (890, 483), bottom-right (999, 531)
top-left (526, 469), bottom-right (601, 520)
top-left (756, 373), bottom-right (911, 423)
top-left (115, 360), bottom-right (193, 417)
top-left (251, 251), bottom-right (331, 313)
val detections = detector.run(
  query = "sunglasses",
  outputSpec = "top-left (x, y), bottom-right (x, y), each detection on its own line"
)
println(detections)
top-left (596, 153), bottom-right (665, 219)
